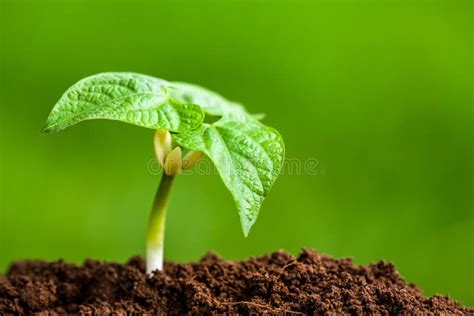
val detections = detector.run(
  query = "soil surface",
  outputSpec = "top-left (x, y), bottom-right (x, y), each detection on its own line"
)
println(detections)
top-left (0, 249), bottom-right (471, 315)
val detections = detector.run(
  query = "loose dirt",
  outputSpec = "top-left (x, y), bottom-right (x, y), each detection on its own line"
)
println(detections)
top-left (1, 249), bottom-right (471, 315)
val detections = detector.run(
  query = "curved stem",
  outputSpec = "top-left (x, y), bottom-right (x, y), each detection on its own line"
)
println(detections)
top-left (146, 173), bottom-right (174, 274)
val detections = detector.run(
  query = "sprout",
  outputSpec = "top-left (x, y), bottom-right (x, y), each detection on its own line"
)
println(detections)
top-left (42, 72), bottom-right (285, 274)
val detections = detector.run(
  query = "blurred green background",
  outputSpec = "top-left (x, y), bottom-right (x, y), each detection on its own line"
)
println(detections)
top-left (1, 0), bottom-right (472, 305)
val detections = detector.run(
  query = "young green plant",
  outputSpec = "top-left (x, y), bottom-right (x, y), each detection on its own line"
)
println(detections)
top-left (42, 73), bottom-right (285, 274)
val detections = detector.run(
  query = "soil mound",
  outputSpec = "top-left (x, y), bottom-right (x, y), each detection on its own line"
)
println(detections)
top-left (0, 249), bottom-right (471, 315)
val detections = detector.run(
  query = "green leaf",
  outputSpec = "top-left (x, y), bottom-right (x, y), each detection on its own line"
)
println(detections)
top-left (42, 73), bottom-right (204, 133)
top-left (42, 72), bottom-right (285, 236)
top-left (173, 115), bottom-right (285, 236)
top-left (170, 82), bottom-right (245, 117)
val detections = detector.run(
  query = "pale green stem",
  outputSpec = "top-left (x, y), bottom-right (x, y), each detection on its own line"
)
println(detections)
top-left (146, 173), bottom-right (174, 274)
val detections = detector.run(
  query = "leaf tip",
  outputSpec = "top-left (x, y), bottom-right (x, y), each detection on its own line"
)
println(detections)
top-left (240, 217), bottom-right (255, 238)
top-left (40, 123), bottom-right (52, 134)
top-left (252, 113), bottom-right (266, 120)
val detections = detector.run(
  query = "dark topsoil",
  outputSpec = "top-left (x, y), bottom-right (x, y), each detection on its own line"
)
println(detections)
top-left (0, 249), bottom-right (472, 315)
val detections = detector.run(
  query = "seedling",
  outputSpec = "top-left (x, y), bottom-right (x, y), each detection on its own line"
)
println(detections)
top-left (42, 73), bottom-right (285, 274)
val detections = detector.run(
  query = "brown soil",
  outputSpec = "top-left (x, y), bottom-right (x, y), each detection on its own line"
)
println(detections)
top-left (0, 249), bottom-right (471, 315)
